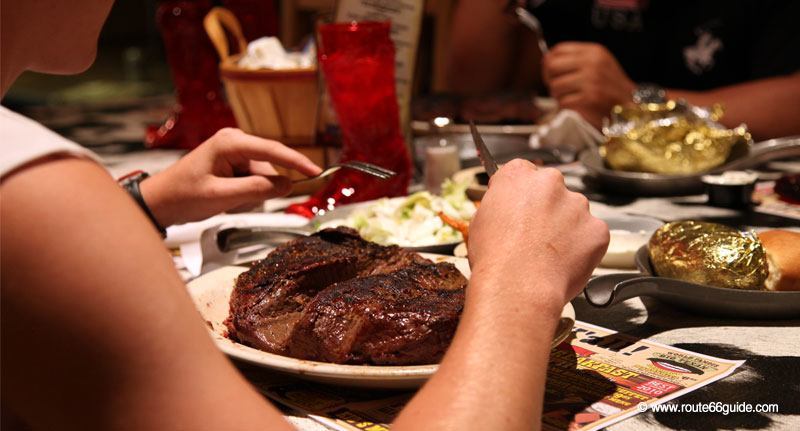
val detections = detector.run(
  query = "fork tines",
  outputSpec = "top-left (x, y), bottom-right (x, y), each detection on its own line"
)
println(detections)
top-left (342, 161), bottom-right (396, 179)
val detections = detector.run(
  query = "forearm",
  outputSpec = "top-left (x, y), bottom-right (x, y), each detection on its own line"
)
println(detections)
top-left (447, 0), bottom-right (520, 94)
top-left (393, 274), bottom-right (563, 431)
top-left (667, 73), bottom-right (800, 140)
top-left (1, 158), bottom-right (293, 430)
top-left (140, 169), bottom-right (182, 227)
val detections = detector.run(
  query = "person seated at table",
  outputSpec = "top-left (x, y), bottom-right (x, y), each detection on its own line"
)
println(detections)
top-left (1, 2), bottom-right (608, 430)
top-left (448, 0), bottom-right (800, 140)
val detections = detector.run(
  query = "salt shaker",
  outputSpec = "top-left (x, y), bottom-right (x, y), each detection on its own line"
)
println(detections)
top-left (424, 138), bottom-right (460, 195)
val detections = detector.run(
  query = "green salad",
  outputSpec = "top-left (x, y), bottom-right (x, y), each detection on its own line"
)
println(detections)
top-left (318, 179), bottom-right (476, 247)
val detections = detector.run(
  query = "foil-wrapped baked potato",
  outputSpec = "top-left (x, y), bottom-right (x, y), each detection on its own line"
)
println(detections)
top-left (648, 221), bottom-right (768, 290)
top-left (602, 100), bottom-right (751, 174)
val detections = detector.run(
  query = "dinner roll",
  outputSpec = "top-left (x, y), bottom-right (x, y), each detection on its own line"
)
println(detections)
top-left (759, 230), bottom-right (800, 291)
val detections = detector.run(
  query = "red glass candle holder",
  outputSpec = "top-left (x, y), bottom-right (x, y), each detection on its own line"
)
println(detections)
top-left (147, 0), bottom-right (236, 150)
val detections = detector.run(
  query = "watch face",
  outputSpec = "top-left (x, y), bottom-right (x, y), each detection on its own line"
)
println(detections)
top-left (118, 171), bottom-right (148, 186)
top-left (634, 84), bottom-right (666, 104)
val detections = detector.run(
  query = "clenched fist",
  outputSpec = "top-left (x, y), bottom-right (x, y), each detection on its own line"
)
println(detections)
top-left (467, 159), bottom-right (609, 317)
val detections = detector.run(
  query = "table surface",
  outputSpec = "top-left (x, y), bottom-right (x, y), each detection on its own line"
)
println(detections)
top-left (243, 292), bottom-right (800, 431)
top-left (24, 101), bottom-right (800, 430)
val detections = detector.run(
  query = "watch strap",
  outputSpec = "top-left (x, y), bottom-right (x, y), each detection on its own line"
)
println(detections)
top-left (118, 171), bottom-right (167, 237)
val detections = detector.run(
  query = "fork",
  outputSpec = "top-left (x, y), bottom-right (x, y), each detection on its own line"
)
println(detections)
top-left (292, 161), bottom-right (396, 184)
top-left (505, 1), bottom-right (549, 54)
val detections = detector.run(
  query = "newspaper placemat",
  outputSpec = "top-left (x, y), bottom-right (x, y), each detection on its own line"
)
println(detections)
top-left (542, 321), bottom-right (743, 431)
top-left (752, 181), bottom-right (800, 221)
top-left (239, 321), bottom-right (744, 431)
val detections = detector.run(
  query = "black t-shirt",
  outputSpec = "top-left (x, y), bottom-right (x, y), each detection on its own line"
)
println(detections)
top-left (527, 0), bottom-right (800, 90)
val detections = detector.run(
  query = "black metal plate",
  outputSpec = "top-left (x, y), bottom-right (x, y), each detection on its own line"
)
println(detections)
top-left (634, 246), bottom-right (800, 319)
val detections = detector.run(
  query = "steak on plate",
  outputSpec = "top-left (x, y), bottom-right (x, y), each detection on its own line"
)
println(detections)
top-left (226, 227), bottom-right (467, 365)
top-left (287, 262), bottom-right (465, 364)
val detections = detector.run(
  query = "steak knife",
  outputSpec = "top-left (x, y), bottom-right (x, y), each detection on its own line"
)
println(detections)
top-left (469, 121), bottom-right (499, 178)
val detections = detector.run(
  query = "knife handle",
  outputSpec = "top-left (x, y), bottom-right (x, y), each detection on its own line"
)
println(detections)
top-left (217, 227), bottom-right (309, 252)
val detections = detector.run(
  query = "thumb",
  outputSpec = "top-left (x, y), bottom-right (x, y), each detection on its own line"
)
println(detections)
top-left (210, 175), bottom-right (292, 205)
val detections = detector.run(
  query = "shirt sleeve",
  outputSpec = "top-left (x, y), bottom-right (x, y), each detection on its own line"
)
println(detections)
top-left (526, 0), bottom-right (594, 45)
top-left (0, 107), bottom-right (103, 179)
top-left (747, 0), bottom-right (800, 79)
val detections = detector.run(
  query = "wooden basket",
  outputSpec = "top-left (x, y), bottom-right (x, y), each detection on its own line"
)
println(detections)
top-left (204, 8), bottom-right (327, 194)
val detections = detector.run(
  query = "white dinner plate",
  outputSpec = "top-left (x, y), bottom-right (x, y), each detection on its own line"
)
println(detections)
top-left (187, 253), bottom-right (576, 389)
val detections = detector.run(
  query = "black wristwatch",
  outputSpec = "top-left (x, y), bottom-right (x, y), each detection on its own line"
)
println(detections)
top-left (118, 170), bottom-right (167, 237)
top-left (633, 83), bottom-right (666, 104)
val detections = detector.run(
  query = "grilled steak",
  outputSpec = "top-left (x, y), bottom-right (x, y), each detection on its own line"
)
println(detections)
top-left (288, 262), bottom-right (465, 364)
top-left (226, 227), bottom-right (467, 365)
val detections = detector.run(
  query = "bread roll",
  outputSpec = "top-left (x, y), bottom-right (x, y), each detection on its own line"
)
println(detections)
top-left (758, 230), bottom-right (800, 291)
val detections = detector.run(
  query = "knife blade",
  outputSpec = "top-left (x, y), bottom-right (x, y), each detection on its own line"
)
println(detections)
top-left (469, 121), bottom-right (499, 178)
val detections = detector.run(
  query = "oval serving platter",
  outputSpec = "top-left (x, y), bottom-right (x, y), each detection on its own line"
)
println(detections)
top-left (187, 253), bottom-right (576, 389)
top-left (579, 136), bottom-right (800, 196)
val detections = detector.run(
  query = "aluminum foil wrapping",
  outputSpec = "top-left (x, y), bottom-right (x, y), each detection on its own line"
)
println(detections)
top-left (602, 100), bottom-right (751, 174)
top-left (648, 221), bottom-right (768, 290)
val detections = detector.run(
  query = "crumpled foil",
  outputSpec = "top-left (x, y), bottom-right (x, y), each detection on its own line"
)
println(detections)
top-left (648, 220), bottom-right (768, 290)
top-left (601, 100), bottom-right (751, 174)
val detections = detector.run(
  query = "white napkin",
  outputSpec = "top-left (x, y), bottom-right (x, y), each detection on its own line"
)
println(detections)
top-left (238, 37), bottom-right (316, 70)
top-left (166, 213), bottom-right (309, 277)
top-left (529, 109), bottom-right (604, 154)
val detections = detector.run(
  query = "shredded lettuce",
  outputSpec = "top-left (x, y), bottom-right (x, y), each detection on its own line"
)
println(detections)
top-left (317, 178), bottom-right (476, 246)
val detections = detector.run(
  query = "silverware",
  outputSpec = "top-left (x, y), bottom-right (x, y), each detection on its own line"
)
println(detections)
top-left (218, 196), bottom-right (467, 255)
top-left (293, 161), bottom-right (396, 184)
top-left (469, 121), bottom-right (499, 178)
top-left (505, 1), bottom-right (549, 54)
top-left (216, 227), bottom-right (309, 252)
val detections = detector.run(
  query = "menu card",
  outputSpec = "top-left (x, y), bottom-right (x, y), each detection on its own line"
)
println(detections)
top-left (240, 321), bottom-right (744, 431)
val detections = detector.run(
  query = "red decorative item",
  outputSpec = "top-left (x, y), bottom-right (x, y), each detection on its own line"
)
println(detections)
top-left (286, 22), bottom-right (411, 218)
top-left (147, 0), bottom-right (236, 150)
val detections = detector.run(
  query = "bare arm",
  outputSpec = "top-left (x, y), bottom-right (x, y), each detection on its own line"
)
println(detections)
top-left (2, 158), bottom-right (607, 430)
top-left (667, 73), bottom-right (800, 141)
top-left (544, 43), bottom-right (800, 139)
top-left (393, 161), bottom-right (609, 431)
top-left (392, 280), bottom-right (560, 431)
top-left (1, 158), bottom-right (294, 431)
top-left (447, 0), bottom-right (540, 94)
